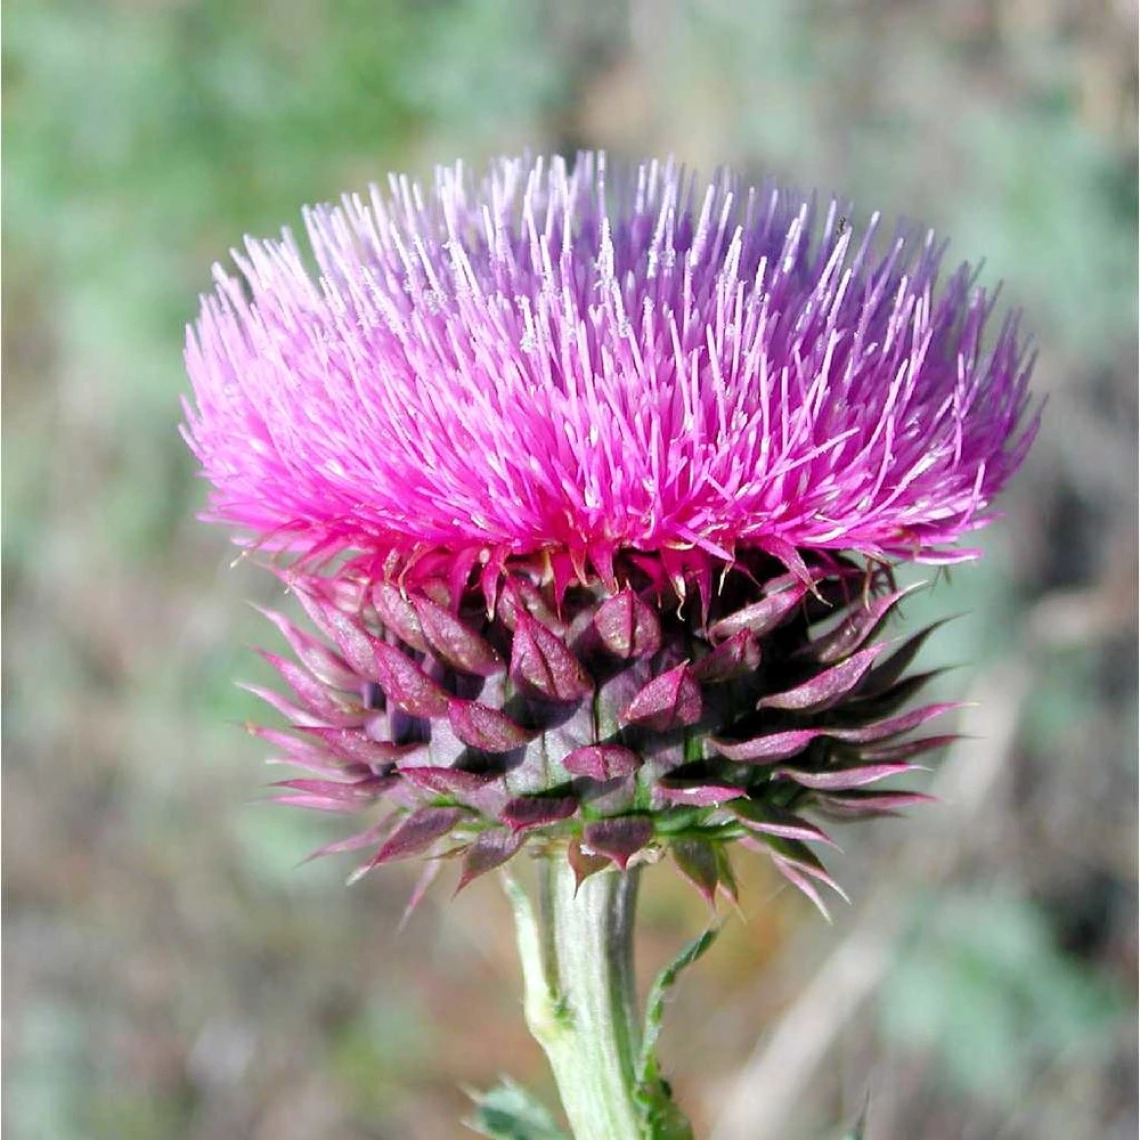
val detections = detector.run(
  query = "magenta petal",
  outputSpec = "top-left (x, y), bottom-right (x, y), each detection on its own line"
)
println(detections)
top-left (185, 156), bottom-right (1035, 571)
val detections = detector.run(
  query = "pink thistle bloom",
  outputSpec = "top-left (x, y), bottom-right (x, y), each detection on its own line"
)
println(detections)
top-left (183, 153), bottom-right (1036, 582)
top-left (182, 154), bottom-right (1039, 907)
top-left (182, 158), bottom-right (1042, 1137)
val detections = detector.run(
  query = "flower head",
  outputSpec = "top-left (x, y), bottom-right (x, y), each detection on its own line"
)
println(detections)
top-left (183, 155), bottom-right (1037, 908)
top-left (184, 153), bottom-right (1036, 585)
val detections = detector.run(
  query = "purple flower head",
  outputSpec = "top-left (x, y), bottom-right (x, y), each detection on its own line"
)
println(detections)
top-left (183, 153), bottom-right (1036, 584)
top-left (182, 155), bottom-right (1042, 906)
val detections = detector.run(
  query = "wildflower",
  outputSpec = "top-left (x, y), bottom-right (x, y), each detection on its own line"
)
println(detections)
top-left (183, 153), bottom-right (1036, 909)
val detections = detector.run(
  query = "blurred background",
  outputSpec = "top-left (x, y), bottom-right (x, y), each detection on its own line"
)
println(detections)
top-left (4, 1), bottom-right (1137, 1137)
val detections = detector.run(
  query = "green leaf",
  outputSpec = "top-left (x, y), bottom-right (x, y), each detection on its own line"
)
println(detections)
top-left (635, 925), bottom-right (719, 1135)
top-left (465, 1079), bottom-right (568, 1140)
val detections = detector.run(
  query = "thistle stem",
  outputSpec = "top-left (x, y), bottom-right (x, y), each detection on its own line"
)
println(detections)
top-left (505, 859), bottom-right (671, 1140)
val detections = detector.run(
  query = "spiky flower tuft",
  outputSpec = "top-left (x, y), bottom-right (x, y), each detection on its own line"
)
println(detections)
top-left (184, 154), bottom-right (1036, 909)
top-left (185, 153), bottom-right (1035, 579)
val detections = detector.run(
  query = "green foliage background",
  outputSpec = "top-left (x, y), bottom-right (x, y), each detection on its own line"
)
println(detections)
top-left (5, 2), bottom-right (1136, 1138)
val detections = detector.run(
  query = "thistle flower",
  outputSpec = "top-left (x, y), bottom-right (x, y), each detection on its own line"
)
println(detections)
top-left (183, 153), bottom-right (1036, 911)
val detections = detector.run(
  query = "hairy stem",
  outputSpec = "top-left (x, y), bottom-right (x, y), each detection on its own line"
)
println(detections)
top-left (506, 858), bottom-right (679, 1139)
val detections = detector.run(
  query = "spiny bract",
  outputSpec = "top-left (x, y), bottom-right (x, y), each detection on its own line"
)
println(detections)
top-left (253, 552), bottom-right (951, 913)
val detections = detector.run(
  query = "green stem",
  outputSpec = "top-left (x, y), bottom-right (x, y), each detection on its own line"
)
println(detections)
top-left (504, 859), bottom-right (651, 1140)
